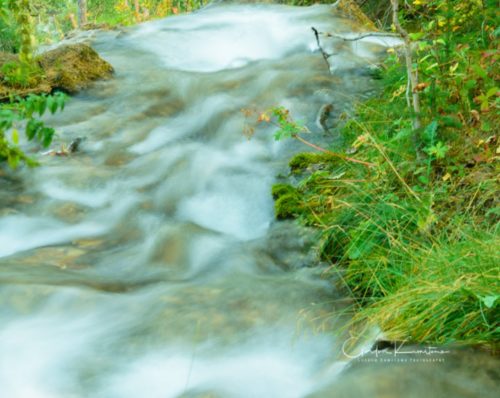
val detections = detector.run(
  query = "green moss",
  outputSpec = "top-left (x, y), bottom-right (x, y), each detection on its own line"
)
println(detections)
top-left (288, 152), bottom-right (339, 174)
top-left (274, 194), bottom-right (301, 219)
top-left (272, 183), bottom-right (302, 219)
top-left (272, 183), bottom-right (296, 199)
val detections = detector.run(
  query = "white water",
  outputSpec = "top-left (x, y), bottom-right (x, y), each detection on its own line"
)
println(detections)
top-left (3, 3), bottom-right (494, 398)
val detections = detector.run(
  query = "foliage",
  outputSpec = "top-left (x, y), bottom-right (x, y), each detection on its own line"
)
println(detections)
top-left (0, 0), bottom-right (210, 51)
top-left (0, 1), bottom-right (19, 52)
top-left (249, 0), bottom-right (500, 347)
top-left (0, 92), bottom-right (66, 168)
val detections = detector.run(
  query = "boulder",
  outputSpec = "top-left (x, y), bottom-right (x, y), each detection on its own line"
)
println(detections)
top-left (0, 43), bottom-right (114, 99)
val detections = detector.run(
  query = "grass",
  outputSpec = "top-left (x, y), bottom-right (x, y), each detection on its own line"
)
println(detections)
top-left (268, 0), bottom-right (499, 349)
top-left (354, 232), bottom-right (499, 345)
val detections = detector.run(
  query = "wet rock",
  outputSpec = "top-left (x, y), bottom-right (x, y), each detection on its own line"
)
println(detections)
top-left (73, 238), bottom-right (105, 249)
top-left (50, 202), bottom-right (88, 223)
top-left (104, 150), bottom-right (135, 166)
top-left (9, 245), bottom-right (87, 270)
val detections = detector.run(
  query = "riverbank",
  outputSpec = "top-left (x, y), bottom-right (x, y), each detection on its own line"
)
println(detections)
top-left (272, 1), bottom-right (499, 349)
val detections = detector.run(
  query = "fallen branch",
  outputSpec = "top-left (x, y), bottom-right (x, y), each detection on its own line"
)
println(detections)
top-left (323, 31), bottom-right (400, 42)
top-left (311, 26), bottom-right (401, 72)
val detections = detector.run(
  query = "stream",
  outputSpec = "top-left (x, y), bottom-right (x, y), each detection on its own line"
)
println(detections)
top-left (0, 2), bottom-right (498, 398)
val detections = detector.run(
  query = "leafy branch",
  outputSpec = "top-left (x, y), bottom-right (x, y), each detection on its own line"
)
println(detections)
top-left (0, 92), bottom-right (66, 168)
top-left (243, 106), bottom-right (375, 168)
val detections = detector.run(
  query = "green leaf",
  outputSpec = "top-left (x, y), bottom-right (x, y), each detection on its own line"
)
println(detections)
top-left (464, 79), bottom-right (477, 90)
top-left (481, 121), bottom-right (492, 132)
top-left (418, 42), bottom-right (430, 51)
top-left (26, 119), bottom-right (37, 140)
top-left (486, 87), bottom-right (498, 98)
top-left (418, 175), bottom-right (429, 185)
top-left (422, 120), bottom-right (438, 143)
top-left (56, 93), bottom-right (66, 111)
top-left (42, 127), bottom-right (54, 148)
top-left (471, 64), bottom-right (487, 79)
top-left (7, 153), bottom-right (19, 169)
top-left (477, 295), bottom-right (498, 309)
top-left (47, 96), bottom-right (57, 114)
top-left (38, 97), bottom-right (47, 116)
top-left (409, 32), bottom-right (424, 40)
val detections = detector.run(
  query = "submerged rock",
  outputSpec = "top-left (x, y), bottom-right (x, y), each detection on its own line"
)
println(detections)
top-left (0, 43), bottom-right (114, 98)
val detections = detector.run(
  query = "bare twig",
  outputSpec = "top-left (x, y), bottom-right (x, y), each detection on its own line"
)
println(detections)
top-left (324, 31), bottom-right (400, 42)
top-left (311, 26), bottom-right (401, 72)
top-left (312, 27), bottom-right (332, 70)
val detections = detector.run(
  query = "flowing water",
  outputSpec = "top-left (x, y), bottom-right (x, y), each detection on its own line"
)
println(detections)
top-left (1, 3), bottom-right (498, 398)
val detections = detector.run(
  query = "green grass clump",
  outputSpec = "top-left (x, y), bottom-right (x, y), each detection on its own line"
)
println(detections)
top-left (270, 1), bottom-right (499, 347)
top-left (354, 233), bottom-right (500, 345)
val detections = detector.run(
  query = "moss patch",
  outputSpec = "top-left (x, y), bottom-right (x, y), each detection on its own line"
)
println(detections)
top-left (289, 152), bottom-right (341, 174)
top-left (39, 44), bottom-right (113, 94)
top-left (272, 183), bottom-right (302, 220)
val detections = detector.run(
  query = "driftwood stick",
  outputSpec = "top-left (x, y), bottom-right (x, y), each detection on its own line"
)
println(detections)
top-left (311, 27), bottom-right (332, 71)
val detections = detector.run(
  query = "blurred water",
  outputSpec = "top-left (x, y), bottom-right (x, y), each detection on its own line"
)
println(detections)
top-left (1, 3), bottom-right (497, 398)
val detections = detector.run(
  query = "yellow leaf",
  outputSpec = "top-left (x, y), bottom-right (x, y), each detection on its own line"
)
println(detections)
top-left (257, 113), bottom-right (270, 123)
top-left (391, 85), bottom-right (406, 101)
top-left (353, 134), bottom-right (369, 148)
top-left (442, 173), bottom-right (451, 182)
top-left (12, 129), bottom-right (19, 145)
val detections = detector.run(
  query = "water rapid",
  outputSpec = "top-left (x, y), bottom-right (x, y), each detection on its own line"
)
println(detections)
top-left (1, 3), bottom-right (497, 398)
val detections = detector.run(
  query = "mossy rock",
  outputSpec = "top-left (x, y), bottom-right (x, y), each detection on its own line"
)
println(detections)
top-left (289, 152), bottom-right (340, 174)
top-left (0, 44), bottom-right (114, 98)
top-left (272, 183), bottom-right (302, 220)
top-left (38, 44), bottom-right (114, 94)
top-left (335, 0), bottom-right (378, 31)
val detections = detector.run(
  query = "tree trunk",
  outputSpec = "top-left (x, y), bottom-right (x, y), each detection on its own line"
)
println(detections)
top-left (390, 0), bottom-right (421, 132)
top-left (11, 0), bottom-right (35, 66)
top-left (134, 0), bottom-right (140, 21)
top-left (77, 0), bottom-right (87, 26)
